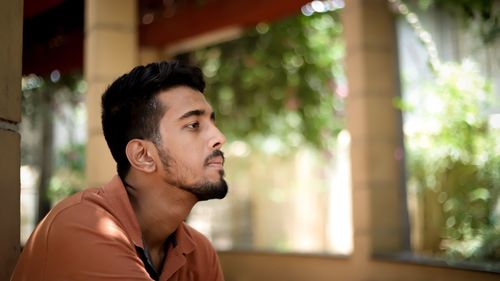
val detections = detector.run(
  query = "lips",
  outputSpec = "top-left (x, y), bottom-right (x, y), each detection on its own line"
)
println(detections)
top-left (205, 150), bottom-right (225, 167)
top-left (207, 156), bottom-right (224, 167)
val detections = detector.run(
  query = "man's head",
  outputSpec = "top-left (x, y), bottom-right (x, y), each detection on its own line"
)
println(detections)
top-left (101, 61), bottom-right (228, 200)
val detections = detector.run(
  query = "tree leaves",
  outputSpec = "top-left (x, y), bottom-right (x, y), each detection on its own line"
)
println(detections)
top-left (188, 11), bottom-right (345, 152)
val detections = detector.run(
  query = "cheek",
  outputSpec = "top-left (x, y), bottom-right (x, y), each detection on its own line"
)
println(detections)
top-left (179, 139), bottom-right (206, 162)
top-left (166, 134), bottom-right (208, 167)
top-left (169, 146), bottom-right (204, 172)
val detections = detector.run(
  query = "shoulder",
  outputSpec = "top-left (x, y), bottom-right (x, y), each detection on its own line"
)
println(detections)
top-left (51, 193), bottom-right (128, 240)
top-left (12, 188), bottom-right (144, 281)
top-left (28, 188), bottom-right (132, 253)
top-left (45, 187), bottom-right (137, 253)
top-left (43, 188), bottom-right (117, 230)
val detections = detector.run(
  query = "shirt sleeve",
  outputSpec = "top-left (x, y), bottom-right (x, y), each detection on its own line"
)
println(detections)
top-left (24, 202), bottom-right (153, 281)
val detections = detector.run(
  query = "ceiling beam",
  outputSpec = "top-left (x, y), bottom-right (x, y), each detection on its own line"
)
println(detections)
top-left (23, 0), bottom-right (310, 76)
top-left (140, 0), bottom-right (309, 47)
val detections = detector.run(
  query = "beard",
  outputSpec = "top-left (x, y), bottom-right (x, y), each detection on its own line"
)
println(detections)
top-left (157, 146), bottom-right (228, 201)
top-left (179, 176), bottom-right (228, 201)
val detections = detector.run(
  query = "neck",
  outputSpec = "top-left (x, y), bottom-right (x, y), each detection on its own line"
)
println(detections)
top-left (124, 172), bottom-right (197, 252)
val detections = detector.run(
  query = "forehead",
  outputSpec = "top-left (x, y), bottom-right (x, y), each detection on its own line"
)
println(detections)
top-left (157, 86), bottom-right (212, 120)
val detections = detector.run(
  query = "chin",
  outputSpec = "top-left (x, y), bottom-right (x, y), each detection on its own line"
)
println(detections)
top-left (196, 179), bottom-right (228, 201)
top-left (210, 168), bottom-right (225, 176)
top-left (179, 177), bottom-right (228, 201)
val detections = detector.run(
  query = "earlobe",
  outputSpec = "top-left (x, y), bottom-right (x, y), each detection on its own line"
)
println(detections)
top-left (125, 140), bottom-right (157, 173)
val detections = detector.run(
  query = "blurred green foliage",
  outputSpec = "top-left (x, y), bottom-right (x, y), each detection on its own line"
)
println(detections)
top-left (417, 0), bottom-right (500, 44)
top-left (405, 60), bottom-right (500, 263)
top-left (21, 74), bottom-right (83, 127)
top-left (22, 73), bottom-right (86, 206)
top-left (48, 143), bottom-right (86, 204)
top-left (189, 11), bottom-right (345, 153)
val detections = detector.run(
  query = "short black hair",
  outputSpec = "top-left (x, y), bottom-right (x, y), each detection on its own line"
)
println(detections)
top-left (101, 60), bottom-right (205, 179)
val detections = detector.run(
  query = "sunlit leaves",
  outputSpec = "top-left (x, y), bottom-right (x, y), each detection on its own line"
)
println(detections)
top-left (405, 60), bottom-right (500, 261)
top-left (190, 11), bottom-right (344, 152)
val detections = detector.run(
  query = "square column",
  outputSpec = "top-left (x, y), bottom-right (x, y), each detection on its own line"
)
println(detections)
top-left (85, 0), bottom-right (138, 187)
top-left (342, 0), bottom-right (408, 262)
top-left (0, 0), bottom-right (22, 278)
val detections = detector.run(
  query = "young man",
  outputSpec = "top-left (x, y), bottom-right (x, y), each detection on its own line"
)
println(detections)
top-left (11, 61), bottom-right (228, 281)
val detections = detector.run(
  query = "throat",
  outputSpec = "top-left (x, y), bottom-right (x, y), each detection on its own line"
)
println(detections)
top-left (149, 248), bottom-right (166, 273)
top-left (143, 238), bottom-right (170, 275)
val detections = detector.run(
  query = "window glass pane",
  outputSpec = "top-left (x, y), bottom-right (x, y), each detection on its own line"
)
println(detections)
top-left (396, 2), bottom-right (500, 268)
top-left (185, 8), bottom-right (352, 254)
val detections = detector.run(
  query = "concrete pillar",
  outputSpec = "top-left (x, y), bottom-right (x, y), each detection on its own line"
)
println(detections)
top-left (0, 0), bottom-right (22, 278)
top-left (342, 0), bottom-right (407, 262)
top-left (85, 0), bottom-right (138, 187)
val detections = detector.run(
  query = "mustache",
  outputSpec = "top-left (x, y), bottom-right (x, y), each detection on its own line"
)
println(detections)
top-left (204, 150), bottom-right (225, 165)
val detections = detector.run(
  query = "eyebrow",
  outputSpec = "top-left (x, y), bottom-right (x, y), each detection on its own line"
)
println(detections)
top-left (178, 109), bottom-right (216, 120)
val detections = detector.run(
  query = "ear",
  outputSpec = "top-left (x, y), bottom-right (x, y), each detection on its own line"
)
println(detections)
top-left (125, 139), bottom-right (157, 173)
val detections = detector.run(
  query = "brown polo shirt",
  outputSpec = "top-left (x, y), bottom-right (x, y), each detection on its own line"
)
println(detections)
top-left (11, 176), bottom-right (225, 281)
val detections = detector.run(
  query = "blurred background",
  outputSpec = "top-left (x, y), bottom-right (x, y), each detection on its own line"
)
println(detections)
top-left (1, 0), bottom-right (499, 280)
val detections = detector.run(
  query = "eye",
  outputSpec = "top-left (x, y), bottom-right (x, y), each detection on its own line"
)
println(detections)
top-left (186, 122), bottom-right (200, 130)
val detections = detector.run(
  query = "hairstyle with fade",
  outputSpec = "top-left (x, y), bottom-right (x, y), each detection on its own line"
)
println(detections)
top-left (101, 60), bottom-right (205, 179)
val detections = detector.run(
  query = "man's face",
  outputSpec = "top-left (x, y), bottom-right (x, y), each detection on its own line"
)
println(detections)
top-left (155, 86), bottom-right (228, 201)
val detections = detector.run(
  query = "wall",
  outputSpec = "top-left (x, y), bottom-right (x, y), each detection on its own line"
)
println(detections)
top-left (217, 0), bottom-right (499, 280)
top-left (219, 251), bottom-right (499, 281)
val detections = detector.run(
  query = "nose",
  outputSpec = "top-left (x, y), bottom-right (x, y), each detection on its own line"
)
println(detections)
top-left (209, 124), bottom-right (226, 150)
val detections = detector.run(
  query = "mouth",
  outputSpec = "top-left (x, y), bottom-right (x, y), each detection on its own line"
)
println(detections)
top-left (206, 156), bottom-right (224, 168)
top-left (205, 150), bottom-right (225, 169)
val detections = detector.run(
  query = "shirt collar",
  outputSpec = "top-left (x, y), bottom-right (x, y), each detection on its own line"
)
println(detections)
top-left (102, 175), bottom-right (143, 248)
top-left (173, 222), bottom-right (196, 255)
